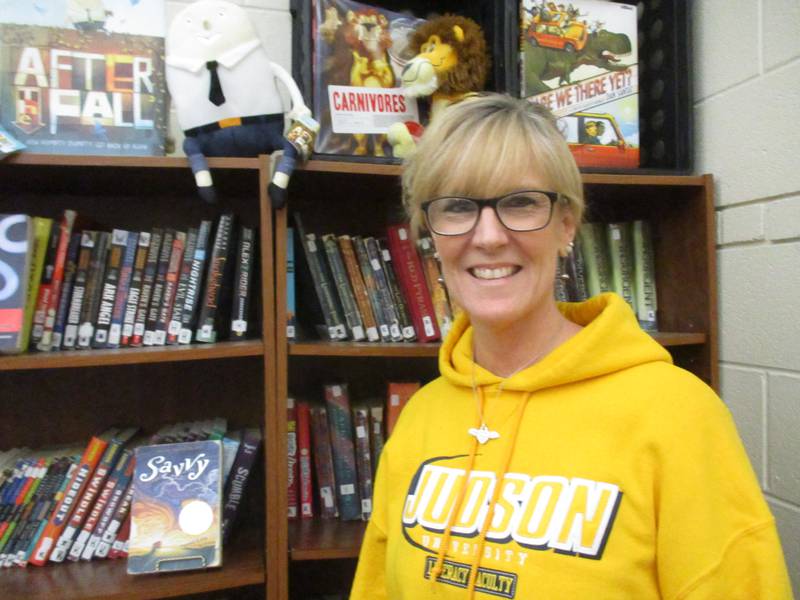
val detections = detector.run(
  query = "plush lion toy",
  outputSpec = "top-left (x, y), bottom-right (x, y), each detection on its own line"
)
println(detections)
top-left (388, 15), bottom-right (490, 158)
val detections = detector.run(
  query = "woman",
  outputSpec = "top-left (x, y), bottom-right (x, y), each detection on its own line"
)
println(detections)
top-left (350, 94), bottom-right (792, 599)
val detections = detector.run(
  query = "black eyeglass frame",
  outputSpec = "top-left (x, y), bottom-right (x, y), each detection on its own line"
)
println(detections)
top-left (420, 189), bottom-right (564, 236)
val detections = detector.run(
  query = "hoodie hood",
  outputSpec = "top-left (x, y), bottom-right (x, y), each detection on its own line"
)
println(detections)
top-left (439, 292), bottom-right (672, 391)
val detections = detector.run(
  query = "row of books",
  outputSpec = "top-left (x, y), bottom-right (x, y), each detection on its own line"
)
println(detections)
top-left (287, 382), bottom-right (419, 522)
top-left (0, 212), bottom-right (257, 354)
top-left (560, 220), bottom-right (658, 331)
top-left (289, 216), bottom-right (454, 344)
top-left (0, 419), bottom-right (261, 573)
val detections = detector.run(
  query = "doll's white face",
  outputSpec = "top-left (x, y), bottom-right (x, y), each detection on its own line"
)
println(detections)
top-left (167, 0), bottom-right (257, 62)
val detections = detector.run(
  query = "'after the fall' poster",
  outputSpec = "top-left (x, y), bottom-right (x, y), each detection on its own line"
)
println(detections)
top-left (0, 0), bottom-right (166, 156)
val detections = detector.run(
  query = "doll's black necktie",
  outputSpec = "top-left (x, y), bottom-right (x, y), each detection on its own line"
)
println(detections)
top-left (206, 60), bottom-right (225, 106)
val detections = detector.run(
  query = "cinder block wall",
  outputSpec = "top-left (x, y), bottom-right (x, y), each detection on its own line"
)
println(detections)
top-left (693, 0), bottom-right (800, 593)
top-left (163, 0), bottom-right (799, 590)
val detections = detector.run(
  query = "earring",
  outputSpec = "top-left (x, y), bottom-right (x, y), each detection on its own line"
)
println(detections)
top-left (558, 241), bottom-right (574, 280)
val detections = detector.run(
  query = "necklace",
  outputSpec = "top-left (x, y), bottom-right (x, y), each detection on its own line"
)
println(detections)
top-left (468, 321), bottom-right (566, 445)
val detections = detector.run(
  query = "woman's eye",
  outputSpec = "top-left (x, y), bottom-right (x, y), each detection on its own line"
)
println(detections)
top-left (442, 199), bottom-right (475, 213)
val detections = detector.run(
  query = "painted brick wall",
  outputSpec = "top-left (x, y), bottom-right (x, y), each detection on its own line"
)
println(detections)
top-left (693, 0), bottom-right (800, 593)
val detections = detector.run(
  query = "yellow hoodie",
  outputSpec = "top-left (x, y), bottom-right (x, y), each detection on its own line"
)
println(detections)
top-left (351, 293), bottom-right (793, 599)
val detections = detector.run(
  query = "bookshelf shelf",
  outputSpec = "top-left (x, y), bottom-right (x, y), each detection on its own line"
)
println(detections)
top-left (4, 154), bottom-right (261, 170)
top-left (275, 162), bottom-right (717, 600)
top-left (0, 532), bottom-right (265, 600)
top-left (287, 332), bottom-right (706, 357)
top-left (289, 520), bottom-right (367, 561)
top-left (0, 340), bottom-right (265, 371)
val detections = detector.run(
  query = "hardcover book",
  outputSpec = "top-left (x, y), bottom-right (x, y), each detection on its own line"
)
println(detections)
top-left (310, 406), bottom-right (338, 519)
top-left (521, 0), bottom-right (639, 168)
top-left (0, 1), bottom-right (167, 156)
top-left (324, 383), bottom-right (361, 521)
top-left (632, 220), bottom-right (658, 331)
top-left (311, 0), bottom-right (424, 157)
top-left (338, 235), bottom-right (379, 342)
top-left (128, 440), bottom-right (223, 574)
top-left (220, 428), bottom-right (261, 543)
top-left (286, 228), bottom-right (297, 340)
top-left (296, 401), bottom-right (314, 518)
top-left (51, 232), bottom-right (82, 350)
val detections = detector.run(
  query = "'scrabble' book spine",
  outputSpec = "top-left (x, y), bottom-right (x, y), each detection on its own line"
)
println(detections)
top-left (221, 428), bottom-right (261, 543)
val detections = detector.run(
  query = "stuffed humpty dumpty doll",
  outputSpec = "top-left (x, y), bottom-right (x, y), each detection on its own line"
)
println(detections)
top-left (166, 0), bottom-right (315, 207)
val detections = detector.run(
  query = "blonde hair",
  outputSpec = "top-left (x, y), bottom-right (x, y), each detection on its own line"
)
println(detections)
top-left (402, 93), bottom-right (584, 234)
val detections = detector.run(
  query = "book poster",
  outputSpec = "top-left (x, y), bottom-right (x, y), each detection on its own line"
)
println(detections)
top-left (0, 0), bottom-right (167, 156)
top-left (312, 0), bottom-right (424, 157)
top-left (128, 440), bottom-right (222, 574)
top-left (520, 0), bottom-right (639, 168)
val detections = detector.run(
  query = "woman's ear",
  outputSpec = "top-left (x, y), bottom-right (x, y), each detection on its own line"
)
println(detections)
top-left (559, 205), bottom-right (577, 249)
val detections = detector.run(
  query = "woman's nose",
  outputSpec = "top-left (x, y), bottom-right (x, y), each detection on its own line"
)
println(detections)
top-left (471, 206), bottom-right (509, 248)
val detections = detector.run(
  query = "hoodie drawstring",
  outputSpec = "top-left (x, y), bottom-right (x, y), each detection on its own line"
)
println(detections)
top-left (429, 387), bottom-right (532, 599)
top-left (465, 389), bottom-right (531, 598)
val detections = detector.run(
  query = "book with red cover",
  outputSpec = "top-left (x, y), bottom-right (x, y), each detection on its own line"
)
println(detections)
top-left (386, 382), bottom-right (420, 437)
top-left (296, 401), bottom-right (314, 518)
top-left (36, 210), bottom-right (77, 351)
top-left (287, 398), bottom-right (299, 520)
top-left (385, 224), bottom-right (440, 342)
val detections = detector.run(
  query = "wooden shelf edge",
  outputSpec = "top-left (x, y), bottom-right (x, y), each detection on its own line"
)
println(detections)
top-left (0, 533), bottom-right (265, 600)
top-left (0, 340), bottom-right (265, 371)
top-left (289, 332), bottom-right (706, 357)
top-left (289, 341), bottom-right (439, 357)
top-left (3, 154), bottom-right (261, 170)
top-left (289, 520), bottom-right (366, 562)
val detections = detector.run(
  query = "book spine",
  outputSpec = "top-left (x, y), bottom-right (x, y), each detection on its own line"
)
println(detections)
top-left (92, 230), bottom-right (127, 349)
top-left (338, 235), bottom-right (379, 342)
top-left (386, 382), bottom-right (420, 437)
top-left (19, 218), bottom-right (52, 352)
top-left (95, 479), bottom-right (134, 559)
top-left (310, 407), bottom-right (338, 519)
top-left (286, 228), bottom-right (297, 340)
top-left (28, 437), bottom-right (108, 566)
top-left (121, 232), bottom-right (151, 346)
top-left (607, 222), bottom-right (637, 310)
top-left (324, 384), bottom-right (361, 521)
top-left (230, 226), bottom-right (255, 339)
top-left (29, 223), bottom-right (61, 348)
top-left (305, 231), bottom-right (346, 340)
top-left (365, 237), bottom-right (403, 342)
top-left (178, 220), bottom-right (211, 344)
top-left (51, 233), bottom-right (81, 351)
top-left (86, 450), bottom-right (134, 559)
top-left (77, 232), bottom-right (110, 349)
top-left (417, 237), bottom-right (453, 339)
top-left (196, 215), bottom-right (234, 343)
top-left (353, 407), bottom-right (373, 520)
top-left (144, 229), bottom-right (174, 346)
top-left (108, 513), bottom-right (130, 559)
top-left (153, 231), bottom-right (185, 346)
top-left (353, 236), bottom-right (391, 342)
top-left (36, 210), bottom-right (77, 351)
top-left (566, 236), bottom-right (589, 302)
top-left (131, 229), bottom-right (162, 347)
top-left (167, 227), bottom-right (198, 344)
top-left (107, 231), bottom-right (139, 348)
top-left (221, 428), bottom-right (261, 543)
top-left (296, 401), bottom-right (314, 518)
top-left (0, 215), bottom-right (31, 355)
top-left (369, 406), bottom-right (385, 477)
top-left (50, 437), bottom-right (123, 562)
top-left (287, 398), bottom-right (299, 520)
top-left (379, 238), bottom-right (416, 341)
top-left (322, 233), bottom-right (365, 341)
top-left (633, 220), bottom-right (658, 331)
top-left (386, 224), bottom-right (440, 342)
top-left (69, 449), bottom-right (131, 561)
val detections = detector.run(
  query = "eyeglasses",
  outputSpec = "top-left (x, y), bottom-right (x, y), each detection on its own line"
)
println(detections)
top-left (421, 190), bottom-right (562, 236)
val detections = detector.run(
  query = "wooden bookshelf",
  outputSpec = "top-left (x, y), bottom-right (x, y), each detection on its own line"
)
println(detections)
top-left (0, 340), bottom-right (264, 370)
top-left (1, 531), bottom-right (265, 600)
top-left (289, 520), bottom-right (367, 561)
top-left (275, 162), bottom-right (718, 599)
top-left (0, 155), bottom-right (276, 600)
